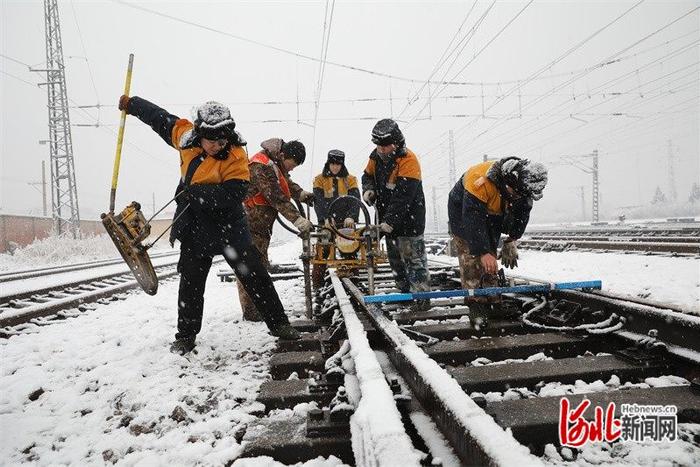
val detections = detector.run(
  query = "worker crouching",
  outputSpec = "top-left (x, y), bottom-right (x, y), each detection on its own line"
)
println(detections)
top-left (447, 156), bottom-right (548, 327)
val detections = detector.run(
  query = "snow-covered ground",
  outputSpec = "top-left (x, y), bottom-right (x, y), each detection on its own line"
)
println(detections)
top-left (2, 234), bottom-right (699, 465)
top-left (0, 253), bottom-right (180, 298)
top-left (0, 242), bottom-right (345, 466)
top-left (431, 249), bottom-right (700, 314)
top-left (0, 234), bottom-right (173, 273)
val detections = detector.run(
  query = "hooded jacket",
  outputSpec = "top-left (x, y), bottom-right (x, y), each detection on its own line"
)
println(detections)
top-left (312, 161), bottom-right (361, 224)
top-left (244, 138), bottom-right (305, 238)
top-left (447, 159), bottom-right (533, 256)
top-left (126, 96), bottom-right (251, 257)
top-left (361, 147), bottom-right (426, 237)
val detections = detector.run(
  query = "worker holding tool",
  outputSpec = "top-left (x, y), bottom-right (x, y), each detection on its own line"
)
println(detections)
top-left (362, 119), bottom-right (431, 312)
top-left (447, 156), bottom-right (548, 327)
top-left (118, 95), bottom-right (301, 354)
top-left (240, 138), bottom-right (314, 321)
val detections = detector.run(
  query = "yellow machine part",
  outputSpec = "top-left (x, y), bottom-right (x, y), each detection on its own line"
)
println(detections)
top-left (311, 227), bottom-right (387, 272)
top-left (101, 202), bottom-right (158, 295)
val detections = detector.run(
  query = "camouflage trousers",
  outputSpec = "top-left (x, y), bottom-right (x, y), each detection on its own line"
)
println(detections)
top-left (237, 234), bottom-right (270, 321)
top-left (451, 235), bottom-right (499, 303)
top-left (385, 235), bottom-right (430, 294)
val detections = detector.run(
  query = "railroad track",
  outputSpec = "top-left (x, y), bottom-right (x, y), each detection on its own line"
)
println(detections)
top-left (518, 238), bottom-right (699, 256)
top-left (0, 259), bottom-right (189, 332)
top-left (425, 227), bottom-right (700, 256)
top-left (239, 260), bottom-right (700, 465)
top-left (0, 257), bottom-right (301, 335)
top-left (0, 250), bottom-right (179, 283)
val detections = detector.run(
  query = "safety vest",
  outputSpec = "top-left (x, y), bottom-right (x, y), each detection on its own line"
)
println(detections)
top-left (244, 152), bottom-right (291, 208)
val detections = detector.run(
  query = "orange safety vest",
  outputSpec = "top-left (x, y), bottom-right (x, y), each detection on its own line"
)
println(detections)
top-left (244, 152), bottom-right (291, 208)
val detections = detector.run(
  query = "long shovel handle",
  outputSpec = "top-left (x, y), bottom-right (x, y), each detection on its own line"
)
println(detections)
top-left (109, 53), bottom-right (134, 213)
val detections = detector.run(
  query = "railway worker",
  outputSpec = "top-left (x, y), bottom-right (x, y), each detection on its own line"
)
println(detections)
top-left (447, 156), bottom-right (548, 327)
top-left (311, 149), bottom-right (361, 286)
top-left (240, 138), bottom-right (315, 322)
top-left (312, 149), bottom-right (361, 226)
top-left (361, 119), bottom-right (431, 312)
top-left (117, 95), bottom-right (301, 354)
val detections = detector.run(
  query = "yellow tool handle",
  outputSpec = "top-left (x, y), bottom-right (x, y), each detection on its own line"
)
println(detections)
top-left (109, 53), bottom-right (134, 213)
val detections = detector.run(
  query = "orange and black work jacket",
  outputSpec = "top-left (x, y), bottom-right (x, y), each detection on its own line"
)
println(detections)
top-left (126, 96), bottom-right (251, 255)
top-left (361, 147), bottom-right (426, 237)
top-left (243, 138), bottom-right (304, 238)
top-left (312, 163), bottom-right (361, 224)
top-left (447, 159), bottom-right (533, 256)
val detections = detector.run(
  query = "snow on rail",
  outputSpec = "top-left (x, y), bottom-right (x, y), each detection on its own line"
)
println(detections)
top-left (360, 297), bottom-right (545, 466)
top-left (329, 270), bottom-right (423, 467)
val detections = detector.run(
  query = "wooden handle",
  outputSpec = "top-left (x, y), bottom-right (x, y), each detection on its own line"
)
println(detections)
top-left (109, 53), bottom-right (134, 213)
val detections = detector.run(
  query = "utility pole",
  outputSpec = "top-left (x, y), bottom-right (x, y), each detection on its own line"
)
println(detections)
top-left (667, 139), bottom-right (677, 202)
top-left (432, 187), bottom-right (438, 232)
top-left (577, 185), bottom-right (585, 221)
top-left (28, 160), bottom-right (48, 217)
top-left (483, 154), bottom-right (488, 162)
top-left (33, 0), bottom-right (80, 237)
top-left (41, 160), bottom-right (47, 217)
top-left (592, 149), bottom-right (599, 223)
top-left (560, 149), bottom-right (600, 223)
top-left (152, 192), bottom-right (156, 217)
top-left (448, 130), bottom-right (456, 186)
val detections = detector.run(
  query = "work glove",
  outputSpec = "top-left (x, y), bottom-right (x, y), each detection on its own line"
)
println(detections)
top-left (499, 240), bottom-right (519, 269)
top-left (299, 191), bottom-right (314, 206)
top-left (176, 186), bottom-right (193, 205)
top-left (293, 216), bottom-right (313, 235)
top-left (343, 217), bottom-right (355, 228)
top-left (379, 222), bottom-right (393, 234)
top-left (118, 95), bottom-right (131, 113)
top-left (363, 190), bottom-right (376, 206)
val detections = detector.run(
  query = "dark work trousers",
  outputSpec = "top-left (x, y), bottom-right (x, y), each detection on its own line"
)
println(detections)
top-left (176, 242), bottom-right (290, 339)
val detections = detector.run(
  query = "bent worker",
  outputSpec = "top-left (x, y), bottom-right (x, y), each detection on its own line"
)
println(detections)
top-left (240, 138), bottom-right (314, 321)
top-left (311, 149), bottom-right (361, 285)
top-left (447, 156), bottom-right (548, 327)
top-left (118, 95), bottom-right (300, 354)
top-left (362, 119), bottom-right (431, 312)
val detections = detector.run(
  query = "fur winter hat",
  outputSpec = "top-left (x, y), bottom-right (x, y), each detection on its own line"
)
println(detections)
top-left (501, 157), bottom-right (548, 200)
top-left (193, 101), bottom-right (237, 141)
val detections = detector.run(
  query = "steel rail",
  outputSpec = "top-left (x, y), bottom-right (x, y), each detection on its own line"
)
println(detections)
top-left (341, 276), bottom-right (544, 466)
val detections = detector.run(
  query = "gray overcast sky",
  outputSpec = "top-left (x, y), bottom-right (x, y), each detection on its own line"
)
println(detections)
top-left (1, 0), bottom-right (698, 225)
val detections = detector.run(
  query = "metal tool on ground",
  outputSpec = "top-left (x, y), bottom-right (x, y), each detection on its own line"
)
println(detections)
top-left (100, 54), bottom-right (160, 295)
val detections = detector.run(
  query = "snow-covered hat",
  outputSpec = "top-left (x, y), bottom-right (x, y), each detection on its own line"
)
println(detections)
top-left (371, 119), bottom-right (405, 147)
top-left (501, 158), bottom-right (548, 200)
top-left (193, 101), bottom-right (236, 141)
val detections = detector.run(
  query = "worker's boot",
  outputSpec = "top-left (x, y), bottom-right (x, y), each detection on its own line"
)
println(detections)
top-left (170, 336), bottom-right (196, 355)
top-left (469, 302), bottom-right (490, 330)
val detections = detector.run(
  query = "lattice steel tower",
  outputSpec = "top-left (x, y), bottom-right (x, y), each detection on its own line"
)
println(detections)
top-left (41, 0), bottom-right (80, 236)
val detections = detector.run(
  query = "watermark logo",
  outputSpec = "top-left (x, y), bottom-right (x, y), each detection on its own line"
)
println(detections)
top-left (559, 398), bottom-right (678, 447)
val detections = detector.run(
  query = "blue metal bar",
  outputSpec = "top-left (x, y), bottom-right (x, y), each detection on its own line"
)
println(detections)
top-left (363, 280), bottom-right (602, 304)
